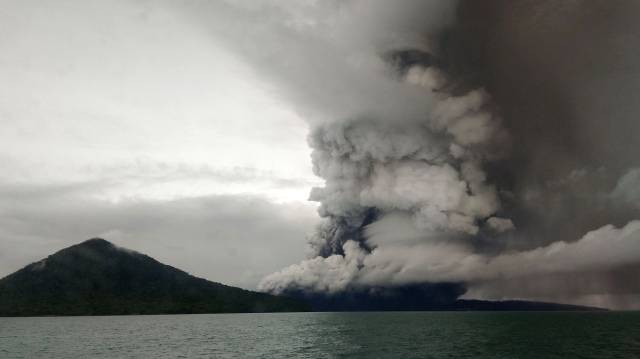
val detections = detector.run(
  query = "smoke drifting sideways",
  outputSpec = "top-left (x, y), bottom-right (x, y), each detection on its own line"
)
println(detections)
top-left (193, 0), bottom-right (640, 309)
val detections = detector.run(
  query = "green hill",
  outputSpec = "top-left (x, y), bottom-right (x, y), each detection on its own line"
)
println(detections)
top-left (0, 238), bottom-right (309, 316)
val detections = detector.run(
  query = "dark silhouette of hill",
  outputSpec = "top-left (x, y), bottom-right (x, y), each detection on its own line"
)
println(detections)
top-left (282, 285), bottom-right (605, 312)
top-left (0, 238), bottom-right (309, 316)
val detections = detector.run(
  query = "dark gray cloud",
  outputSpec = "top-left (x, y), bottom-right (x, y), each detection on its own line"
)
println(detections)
top-left (451, 0), bottom-right (640, 249)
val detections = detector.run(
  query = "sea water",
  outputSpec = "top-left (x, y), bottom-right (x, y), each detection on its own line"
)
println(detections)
top-left (1, 311), bottom-right (639, 358)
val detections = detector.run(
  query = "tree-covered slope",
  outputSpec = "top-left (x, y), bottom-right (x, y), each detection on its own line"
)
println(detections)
top-left (0, 238), bottom-right (309, 316)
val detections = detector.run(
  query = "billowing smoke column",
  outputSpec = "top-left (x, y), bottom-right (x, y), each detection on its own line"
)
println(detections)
top-left (250, 0), bottom-right (510, 295)
top-left (195, 0), bottom-right (640, 309)
top-left (307, 80), bottom-right (512, 248)
top-left (260, 57), bottom-right (514, 293)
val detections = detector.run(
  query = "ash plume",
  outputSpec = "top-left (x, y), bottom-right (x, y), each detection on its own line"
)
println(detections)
top-left (193, 0), bottom-right (640, 309)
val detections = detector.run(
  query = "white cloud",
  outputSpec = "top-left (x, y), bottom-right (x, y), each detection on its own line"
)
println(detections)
top-left (261, 219), bottom-right (640, 309)
top-left (0, 0), bottom-right (318, 203)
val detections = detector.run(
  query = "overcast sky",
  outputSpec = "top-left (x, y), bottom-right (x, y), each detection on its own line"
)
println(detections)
top-left (0, 0), bottom-right (322, 289)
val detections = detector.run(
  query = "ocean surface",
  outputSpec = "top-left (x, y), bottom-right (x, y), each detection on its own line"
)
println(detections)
top-left (1, 311), bottom-right (639, 358)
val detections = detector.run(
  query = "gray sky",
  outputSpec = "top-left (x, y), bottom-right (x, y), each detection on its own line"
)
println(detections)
top-left (0, 0), bottom-right (321, 289)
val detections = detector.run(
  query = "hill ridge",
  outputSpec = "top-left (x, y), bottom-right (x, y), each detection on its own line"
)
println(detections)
top-left (0, 238), bottom-right (309, 316)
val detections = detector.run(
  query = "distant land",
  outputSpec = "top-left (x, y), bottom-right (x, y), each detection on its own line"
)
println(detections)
top-left (284, 286), bottom-right (605, 312)
top-left (0, 239), bottom-right (603, 316)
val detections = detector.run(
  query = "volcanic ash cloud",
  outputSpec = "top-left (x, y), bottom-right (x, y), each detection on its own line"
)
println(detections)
top-left (193, 0), bottom-right (640, 308)
top-left (256, 0), bottom-right (514, 293)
